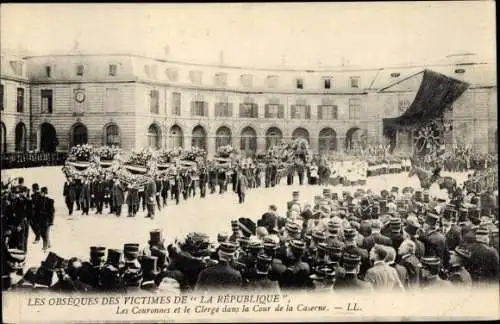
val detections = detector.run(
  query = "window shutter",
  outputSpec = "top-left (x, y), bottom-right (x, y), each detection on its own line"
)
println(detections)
top-left (253, 104), bottom-right (258, 118)
top-left (290, 105), bottom-right (295, 119)
top-left (306, 105), bottom-right (311, 119)
top-left (318, 105), bottom-right (323, 120)
top-left (204, 102), bottom-right (208, 117)
top-left (190, 101), bottom-right (195, 116)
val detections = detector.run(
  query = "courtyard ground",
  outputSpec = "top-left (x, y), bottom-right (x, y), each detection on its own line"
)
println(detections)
top-left (3, 166), bottom-right (470, 269)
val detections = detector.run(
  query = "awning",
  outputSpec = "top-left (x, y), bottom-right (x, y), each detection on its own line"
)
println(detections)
top-left (383, 69), bottom-right (469, 128)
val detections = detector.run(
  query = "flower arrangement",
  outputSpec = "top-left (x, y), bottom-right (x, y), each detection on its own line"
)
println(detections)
top-left (125, 148), bottom-right (156, 167)
top-left (180, 147), bottom-right (206, 162)
top-left (97, 145), bottom-right (120, 161)
top-left (158, 148), bottom-right (182, 164)
top-left (68, 144), bottom-right (94, 162)
top-left (216, 145), bottom-right (238, 158)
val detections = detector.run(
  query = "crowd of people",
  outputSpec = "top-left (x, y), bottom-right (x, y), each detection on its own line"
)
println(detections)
top-left (1, 152), bottom-right (68, 170)
top-left (2, 170), bottom-right (498, 293)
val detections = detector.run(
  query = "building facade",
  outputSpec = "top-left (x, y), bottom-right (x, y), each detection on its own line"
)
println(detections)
top-left (0, 51), bottom-right (497, 157)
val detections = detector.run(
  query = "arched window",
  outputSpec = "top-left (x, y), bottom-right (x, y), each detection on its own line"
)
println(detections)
top-left (345, 127), bottom-right (365, 151)
top-left (265, 127), bottom-right (283, 149)
top-left (40, 122), bottom-right (57, 153)
top-left (192, 125), bottom-right (207, 150)
top-left (147, 124), bottom-right (161, 150)
top-left (0, 122), bottom-right (6, 153)
top-left (15, 122), bottom-right (27, 152)
top-left (71, 123), bottom-right (88, 147)
top-left (292, 127), bottom-right (310, 143)
top-left (169, 124), bottom-right (184, 149)
top-left (240, 126), bottom-right (257, 158)
top-left (215, 126), bottom-right (232, 150)
top-left (318, 128), bottom-right (337, 154)
top-left (105, 123), bottom-right (120, 147)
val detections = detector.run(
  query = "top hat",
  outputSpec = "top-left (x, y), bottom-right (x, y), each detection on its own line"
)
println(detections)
top-left (414, 190), bottom-right (423, 202)
top-left (458, 208), bottom-right (469, 223)
top-left (452, 246), bottom-right (472, 260)
top-left (425, 213), bottom-right (440, 227)
top-left (124, 243), bottom-right (140, 260)
top-left (140, 255), bottom-right (161, 276)
top-left (443, 208), bottom-right (457, 221)
top-left (41, 252), bottom-right (64, 270)
top-left (41, 187), bottom-right (48, 194)
top-left (148, 229), bottom-right (164, 245)
top-left (105, 249), bottom-right (122, 269)
top-left (255, 253), bottom-right (272, 274)
top-left (90, 246), bottom-right (106, 260)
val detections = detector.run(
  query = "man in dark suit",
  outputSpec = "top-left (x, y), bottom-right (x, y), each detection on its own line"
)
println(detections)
top-left (362, 220), bottom-right (392, 251)
top-left (441, 208), bottom-right (462, 252)
top-left (198, 166), bottom-right (208, 198)
top-left (160, 175), bottom-right (170, 207)
top-left (93, 176), bottom-right (106, 215)
top-left (195, 242), bottom-right (242, 291)
top-left (278, 240), bottom-right (311, 290)
top-left (39, 187), bottom-right (55, 251)
top-left (79, 177), bottom-right (91, 216)
top-left (466, 227), bottom-right (499, 286)
top-left (144, 178), bottom-right (157, 219)
top-left (154, 176), bottom-right (163, 211)
top-left (235, 168), bottom-right (248, 204)
top-left (30, 183), bottom-right (42, 243)
top-left (343, 228), bottom-right (370, 278)
top-left (63, 177), bottom-right (77, 216)
top-left (420, 213), bottom-right (448, 263)
top-left (448, 246), bottom-right (472, 288)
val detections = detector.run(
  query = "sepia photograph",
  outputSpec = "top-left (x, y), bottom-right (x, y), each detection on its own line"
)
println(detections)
top-left (1, 2), bottom-right (498, 322)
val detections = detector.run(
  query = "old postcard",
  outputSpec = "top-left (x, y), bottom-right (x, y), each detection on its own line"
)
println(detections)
top-left (1, 2), bottom-right (498, 323)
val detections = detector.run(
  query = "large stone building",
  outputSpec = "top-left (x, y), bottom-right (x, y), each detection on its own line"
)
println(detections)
top-left (0, 50), bottom-right (497, 157)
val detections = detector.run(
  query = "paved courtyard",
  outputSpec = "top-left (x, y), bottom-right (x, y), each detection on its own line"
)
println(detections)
top-left (3, 166), bottom-right (469, 269)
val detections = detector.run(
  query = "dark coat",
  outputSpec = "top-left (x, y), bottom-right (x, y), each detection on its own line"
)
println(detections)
top-left (195, 262), bottom-right (243, 291)
top-left (236, 173), bottom-right (248, 194)
top-left (362, 232), bottom-right (392, 251)
top-left (80, 183), bottom-right (91, 203)
top-left (466, 241), bottom-right (500, 284)
top-left (444, 224), bottom-right (462, 251)
top-left (334, 273), bottom-right (372, 291)
top-left (167, 250), bottom-right (207, 290)
top-left (112, 182), bottom-right (125, 206)
top-left (399, 254), bottom-right (421, 289)
top-left (144, 180), bottom-right (157, 205)
top-left (63, 181), bottom-right (78, 202)
top-left (40, 197), bottom-right (55, 226)
top-left (421, 229), bottom-right (447, 261)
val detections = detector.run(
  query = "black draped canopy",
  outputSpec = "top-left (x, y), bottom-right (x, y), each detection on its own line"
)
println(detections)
top-left (383, 69), bottom-right (469, 128)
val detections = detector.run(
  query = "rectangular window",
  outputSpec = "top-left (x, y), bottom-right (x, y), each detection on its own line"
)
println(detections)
top-left (239, 103), bottom-right (258, 118)
top-left (45, 66), bottom-right (52, 77)
top-left (349, 98), bottom-right (361, 120)
top-left (0, 84), bottom-right (4, 111)
top-left (350, 77), bottom-right (360, 88)
top-left (215, 102), bottom-right (233, 117)
top-left (296, 79), bottom-right (304, 89)
top-left (10, 61), bottom-right (23, 76)
top-left (191, 101), bottom-right (207, 117)
top-left (109, 64), bottom-right (117, 76)
top-left (290, 105), bottom-right (310, 119)
top-left (104, 88), bottom-right (119, 112)
top-left (16, 88), bottom-right (24, 113)
top-left (172, 92), bottom-right (181, 116)
top-left (150, 90), bottom-right (159, 114)
top-left (318, 105), bottom-right (338, 120)
top-left (324, 78), bottom-right (331, 89)
top-left (41, 89), bottom-right (53, 114)
top-left (76, 65), bottom-right (84, 76)
top-left (265, 104), bottom-right (284, 118)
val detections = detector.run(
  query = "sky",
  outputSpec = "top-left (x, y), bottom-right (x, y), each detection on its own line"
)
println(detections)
top-left (1, 2), bottom-right (496, 68)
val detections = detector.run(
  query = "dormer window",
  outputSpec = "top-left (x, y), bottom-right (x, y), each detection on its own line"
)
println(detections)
top-left (45, 66), bottom-right (52, 78)
top-left (350, 76), bottom-right (360, 88)
top-left (76, 65), bottom-right (84, 76)
top-left (323, 77), bottom-right (332, 89)
top-left (267, 75), bottom-right (279, 88)
top-left (296, 78), bottom-right (304, 89)
top-left (109, 64), bottom-right (117, 76)
top-left (390, 72), bottom-right (400, 78)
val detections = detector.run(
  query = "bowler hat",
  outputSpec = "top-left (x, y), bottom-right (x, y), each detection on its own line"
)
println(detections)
top-left (453, 246), bottom-right (472, 260)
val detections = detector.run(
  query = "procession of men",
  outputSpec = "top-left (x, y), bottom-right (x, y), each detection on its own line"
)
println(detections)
top-left (2, 147), bottom-right (498, 293)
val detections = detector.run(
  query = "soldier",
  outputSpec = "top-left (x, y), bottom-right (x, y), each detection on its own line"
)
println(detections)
top-left (343, 228), bottom-right (370, 278)
top-left (466, 227), bottom-right (500, 286)
top-left (362, 219), bottom-right (392, 251)
top-left (51, 257), bottom-right (91, 293)
top-left (334, 253), bottom-right (372, 292)
top-left (63, 178), bottom-right (77, 216)
top-left (287, 191), bottom-right (301, 211)
top-left (39, 187), bottom-right (54, 251)
top-left (388, 217), bottom-right (404, 253)
top-left (100, 249), bottom-right (123, 292)
top-left (278, 239), bottom-right (310, 290)
top-left (441, 207), bottom-right (462, 251)
top-left (448, 246), bottom-right (472, 288)
top-left (245, 253), bottom-right (281, 293)
top-left (29, 183), bottom-right (42, 243)
top-left (79, 246), bottom-right (106, 289)
top-left (420, 212), bottom-right (448, 263)
top-left (420, 256), bottom-right (452, 290)
top-left (195, 242), bottom-right (242, 292)
top-left (145, 178), bottom-right (157, 219)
